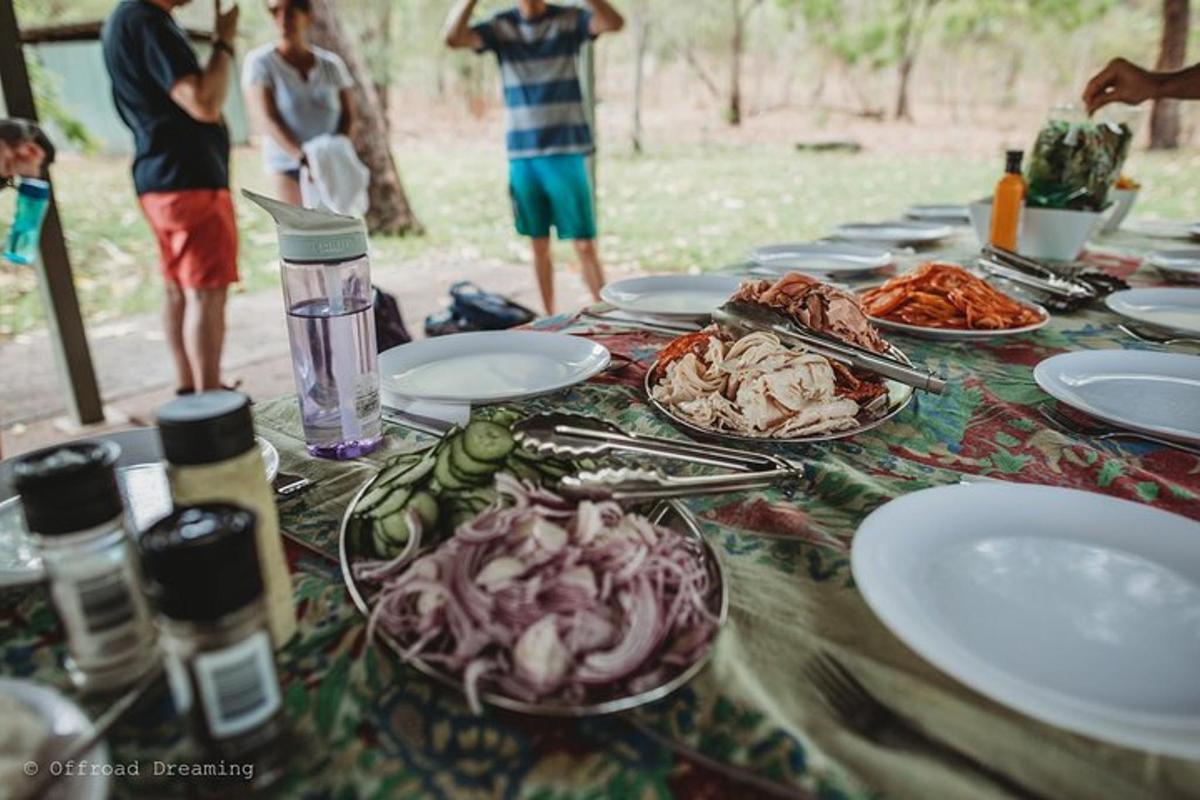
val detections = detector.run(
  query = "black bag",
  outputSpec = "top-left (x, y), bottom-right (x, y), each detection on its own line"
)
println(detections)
top-left (373, 286), bottom-right (412, 351)
top-left (423, 282), bottom-right (537, 337)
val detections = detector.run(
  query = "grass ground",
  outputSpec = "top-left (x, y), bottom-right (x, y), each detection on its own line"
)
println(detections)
top-left (2, 139), bottom-right (1199, 339)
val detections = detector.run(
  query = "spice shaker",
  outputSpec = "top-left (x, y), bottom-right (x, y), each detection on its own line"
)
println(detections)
top-left (156, 391), bottom-right (296, 647)
top-left (12, 442), bottom-right (158, 692)
top-left (140, 505), bottom-right (288, 787)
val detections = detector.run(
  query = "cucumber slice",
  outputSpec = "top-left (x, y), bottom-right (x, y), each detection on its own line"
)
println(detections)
top-left (450, 436), bottom-right (500, 477)
top-left (372, 522), bottom-right (396, 557)
top-left (379, 512), bottom-right (412, 546)
top-left (463, 420), bottom-right (514, 462)
top-left (367, 486), bottom-right (413, 519)
top-left (356, 481), bottom-right (396, 514)
top-left (433, 447), bottom-right (469, 491)
top-left (485, 407), bottom-right (523, 429)
top-left (505, 457), bottom-right (542, 483)
top-left (376, 452), bottom-right (436, 488)
top-left (407, 492), bottom-right (439, 529)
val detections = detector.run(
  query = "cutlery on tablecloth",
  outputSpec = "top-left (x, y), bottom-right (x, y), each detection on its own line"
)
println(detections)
top-left (576, 310), bottom-right (702, 336)
top-left (805, 652), bottom-right (1041, 800)
top-left (273, 471), bottom-right (313, 498)
top-left (559, 465), bottom-right (797, 503)
top-left (715, 301), bottom-right (947, 395)
top-left (1038, 404), bottom-right (1200, 457)
top-left (1118, 323), bottom-right (1200, 348)
top-left (382, 408), bottom-right (456, 437)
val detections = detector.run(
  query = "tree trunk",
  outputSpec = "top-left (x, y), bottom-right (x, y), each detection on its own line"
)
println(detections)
top-left (308, 0), bottom-right (422, 235)
top-left (895, 55), bottom-right (914, 120)
top-left (374, 0), bottom-right (392, 127)
top-left (728, 0), bottom-right (744, 126)
top-left (631, 0), bottom-right (650, 153)
top-left (1149, 0), bottom-right (1190, 150)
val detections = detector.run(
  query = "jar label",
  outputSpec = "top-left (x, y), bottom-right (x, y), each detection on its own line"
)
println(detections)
top-left (53, 562), bottom-right (150, 660)
top-left (193, 631), bottom-right (282, 739)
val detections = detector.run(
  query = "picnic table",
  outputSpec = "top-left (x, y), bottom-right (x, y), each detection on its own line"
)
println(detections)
top-left (4, 226), bottom-right (1200, 799)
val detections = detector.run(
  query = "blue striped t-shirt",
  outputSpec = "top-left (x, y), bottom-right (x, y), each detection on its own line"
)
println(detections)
top-left (472, 5), bottom-right (596, 159)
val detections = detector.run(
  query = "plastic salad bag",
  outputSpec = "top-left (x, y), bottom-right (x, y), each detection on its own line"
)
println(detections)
top-left (1025, 110), bottom-right (1132, 211)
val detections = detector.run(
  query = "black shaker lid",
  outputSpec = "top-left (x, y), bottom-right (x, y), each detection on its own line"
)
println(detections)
top-left (156, 390), bottom-right (255, 466)
top-left (140, 504), bottom-right (263, 622)
top-left (1005, 149), bottom-right (1024, 174)
top-left (12, 441), bottom-right (123, 535)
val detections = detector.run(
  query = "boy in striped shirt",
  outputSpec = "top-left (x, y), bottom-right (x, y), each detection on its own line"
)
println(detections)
top-left (445, 0), bottom-right (624, 314)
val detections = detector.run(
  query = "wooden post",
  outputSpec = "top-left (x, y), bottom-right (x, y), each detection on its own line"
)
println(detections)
top-left (0, 0), bottom-right (104, 425)
top-left (580, 39), bottom-right (598, 211)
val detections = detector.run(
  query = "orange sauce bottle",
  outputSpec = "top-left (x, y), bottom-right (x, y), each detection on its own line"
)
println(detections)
top-left (989, 149), bottom-right (1026, 251)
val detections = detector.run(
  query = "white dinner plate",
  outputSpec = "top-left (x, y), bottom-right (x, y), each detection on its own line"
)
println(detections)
top-left (0, 432), bottom-right (280, 587)
top-left (1034, 350), bottom-right (1200, 446)
top-left (379, 331), bottom-right (610, 404)
top-left (1146, 248), bottom-right (1200, 283)
top-left (1105, 288), bottom-right (1200, 336)
top-left (903, 204), bottom-right (970, 223)
top-left (1124, 219), bottom-right (1198, 240)
top-left (0, 677), bottom-right (110, 799)
top-left (600, 274), bottom-right (744, 319)
top-left (853, 482), bottom-right (1200, 758)
top-left (831, 221), bottom-right (954, 245)
top-left (746, 242), bottom-right (893, 276)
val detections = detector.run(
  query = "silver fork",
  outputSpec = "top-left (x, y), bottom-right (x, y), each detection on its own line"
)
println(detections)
top-left (1118, 323), bottom-right (1200, 348)
top-left (1038, 404), bottom-right (1200, 457)
top-left (805, 653), bottom-right (1040, 799)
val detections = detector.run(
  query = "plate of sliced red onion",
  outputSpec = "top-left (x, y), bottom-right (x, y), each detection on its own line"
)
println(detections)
top-left (339, 472), bottom-right (727, 716)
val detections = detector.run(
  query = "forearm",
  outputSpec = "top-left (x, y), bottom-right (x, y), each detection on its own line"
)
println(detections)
top-left (337, 90), bottom-right (357, 138)
top-left (443, 0), bottom-right (479, 46)
top-left (1154, 62), bottom-right (1200, 101)
top-left (587, 0), bottom-right (624, 33)
top-left (197, 48), bottom-right (233, 119)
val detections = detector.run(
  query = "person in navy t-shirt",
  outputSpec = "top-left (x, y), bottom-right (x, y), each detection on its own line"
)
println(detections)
top-left (444, 0), bottom-right (624, 315)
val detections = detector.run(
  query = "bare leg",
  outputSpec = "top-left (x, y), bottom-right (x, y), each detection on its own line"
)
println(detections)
top-left (183, 287), bottom-right (229, 391)
top-left (531, 237), bottom-right (554, 315)
top-left (163, 281), bottom-right (193, 392)
top-left (573, 239), bottom-right (606, 302)
top-left (273, 173), bottom-right (302, 206)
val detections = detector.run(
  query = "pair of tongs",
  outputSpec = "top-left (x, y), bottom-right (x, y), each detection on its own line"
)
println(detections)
top-left (512, 413), bottom-right (798, 502)
top-left (978, 244), bottom-right (1096, 300)
top-left (714, 300), bottom-right (947, 395)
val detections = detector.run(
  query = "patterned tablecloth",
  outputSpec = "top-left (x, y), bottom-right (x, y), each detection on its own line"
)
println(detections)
top-left (3, 227), bottom-right (1200, 799)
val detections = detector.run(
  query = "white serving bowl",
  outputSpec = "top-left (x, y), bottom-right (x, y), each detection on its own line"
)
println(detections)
top-left (969, 199), bottom-right (1103, 262)
top-left (1100, 188), bottom-right (1139, 234)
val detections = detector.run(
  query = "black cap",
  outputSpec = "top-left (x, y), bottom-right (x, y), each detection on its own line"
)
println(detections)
top-left (156, 391), bottom-right (255, 466)
top-left (140, 504), bottom-right (263, 622)
top-left (13, 441), bottom-right (124, 535)
top-left (1005, 149), bottom-right (1024, 174)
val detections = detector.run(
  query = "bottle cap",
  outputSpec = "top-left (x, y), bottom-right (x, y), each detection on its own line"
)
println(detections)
top-left (12, 441), bottom-right (124, 535)
top-left (16, 177), bottom-right (50, 200)
top-left (241, 189), bottom-right (367, 263)
top-left (157, 390), bottom-right (256, 466)
top-left (1005, 149), bottom-right (1024, 174)
top-left (140, 504), bottom-right (263, 622)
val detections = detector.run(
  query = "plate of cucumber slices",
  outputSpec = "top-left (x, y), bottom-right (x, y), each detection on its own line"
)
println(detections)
top-left (341, 407), bottom-right (589, 561)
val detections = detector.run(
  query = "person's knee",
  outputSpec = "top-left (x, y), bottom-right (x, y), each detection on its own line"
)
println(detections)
top-left (572, 239), bottom-right (597, 257)
top-left (530, 238), bottom-right (552, 258)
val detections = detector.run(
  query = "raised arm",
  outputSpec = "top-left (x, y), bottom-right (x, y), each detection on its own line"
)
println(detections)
top-left (443, 0), bottom-right (483, 50)
top-left (587, 0), bottom-right (625, 35)
top-left (1084, 57), bottom-right (1200, 114)
top-left (336, 88), bottom-right (358, 139)
top-left (170, 0), bottom-right (238, 123)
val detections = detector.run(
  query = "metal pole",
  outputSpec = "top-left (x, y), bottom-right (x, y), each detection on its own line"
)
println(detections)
top-left (580, 38), bottom-right (597, 209)
top-left (0, 0), bottom-right (104, 425)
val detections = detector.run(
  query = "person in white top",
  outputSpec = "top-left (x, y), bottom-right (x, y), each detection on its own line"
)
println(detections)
top-left (242, 0), bottom-right (357, 205)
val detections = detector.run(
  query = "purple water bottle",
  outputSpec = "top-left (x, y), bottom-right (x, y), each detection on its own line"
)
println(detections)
top-left (243, 191), bottom-right (382, 460)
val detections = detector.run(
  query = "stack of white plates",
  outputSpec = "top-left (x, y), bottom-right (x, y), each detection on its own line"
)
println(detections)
top-left (1105, 288), bottom-right (1200, 337)
top-left (599, 274), bottom-right (744, 322)
top-left (1146, 249), bottom-right (1200, 284)
top-left (746, 242), bottom-right (892, 278)
top-left (904, 204), bottom-right (970, 224)
top-left (831, 221), bottom-right (954, 246)
top-left (854, 482), bottom-right (1200, 757)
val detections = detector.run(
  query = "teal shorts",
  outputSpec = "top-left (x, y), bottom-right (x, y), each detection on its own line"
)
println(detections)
top-left (508, 153), bottom-right (596, 240)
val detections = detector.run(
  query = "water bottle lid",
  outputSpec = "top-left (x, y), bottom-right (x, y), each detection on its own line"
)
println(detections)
top-left (156, 390), bottom-right (256, 466)
top-left (16, 177), bottom-right (50, 200)
top-left (140, 504), bottom-right (264, 622)
top-left (12, 441), bottom-right (124, 535)
top-left (241, 189), bottom-right (367, 263)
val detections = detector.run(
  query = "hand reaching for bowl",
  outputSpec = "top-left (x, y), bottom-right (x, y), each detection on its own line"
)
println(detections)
top-left (1083, 57), bottom-right (1200, 115)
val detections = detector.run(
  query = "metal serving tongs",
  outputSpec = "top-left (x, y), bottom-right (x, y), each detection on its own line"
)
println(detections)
top-left (512, 413), bottom-right (800, 502)
top-left (978, 244), bottom-right (1096, 301)
top-left (714, 299), bottom-right (947, 395)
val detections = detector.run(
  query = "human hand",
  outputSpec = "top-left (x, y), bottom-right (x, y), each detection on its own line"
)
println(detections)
top-left (1083, 57), bottom-right (1160, 114)
top-left (215, 0), bottom-right (240, 45)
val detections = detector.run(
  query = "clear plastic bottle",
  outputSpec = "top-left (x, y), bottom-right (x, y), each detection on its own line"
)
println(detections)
top-left (243, 190), bottom-right (382, 460)
top-left (12, 442), bottom-right (158, 692)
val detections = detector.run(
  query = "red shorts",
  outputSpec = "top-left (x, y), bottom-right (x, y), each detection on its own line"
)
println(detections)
top-left (139, 189), bottom-right (239, 290)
